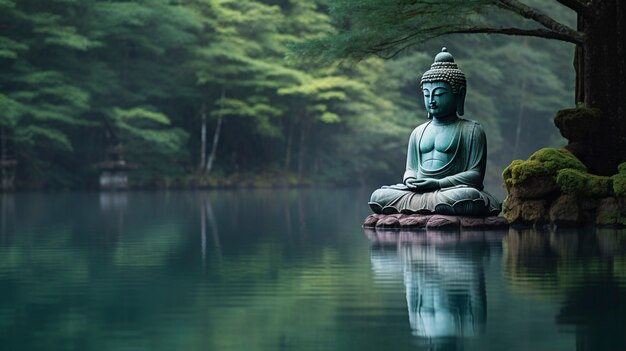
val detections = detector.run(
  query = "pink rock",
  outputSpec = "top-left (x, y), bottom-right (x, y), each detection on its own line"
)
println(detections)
top-left (426, 215), bottom-right (461, 229)
top-left (376, 216), bottom-right (401, 228)
top-left (483, 216), bottom-right (508, 228)
top-left (363, 215), bottom-right (380, 227)
top-left (459, 217), bottom-right (485, 227)
top-left (399, 214), bottom-right (432, 227)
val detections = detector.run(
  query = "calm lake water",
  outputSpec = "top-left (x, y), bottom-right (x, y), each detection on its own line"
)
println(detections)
top-left (1, 189), bottom-right (625, 351)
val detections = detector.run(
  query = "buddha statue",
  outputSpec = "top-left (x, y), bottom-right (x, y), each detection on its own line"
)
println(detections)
top-left (369, 48), bottom-right (501, 216)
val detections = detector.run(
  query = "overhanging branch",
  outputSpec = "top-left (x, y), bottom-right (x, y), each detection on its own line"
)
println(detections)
top-left (450, 26), bottom-right (583, 44)
top-left (496, 0), bottom-right (584, 42)
top-left (367, 25), bottom-right (583, 60)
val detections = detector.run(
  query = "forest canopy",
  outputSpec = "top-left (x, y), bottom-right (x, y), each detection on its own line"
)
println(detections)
top-left (0, 0), bottom-right (575, 189)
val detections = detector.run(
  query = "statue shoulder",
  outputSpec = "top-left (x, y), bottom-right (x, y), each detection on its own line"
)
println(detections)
top-left (410, 120), bottom-right (430, 136)
top-left (458, 118), bottom-right (486, 133)
top-left (458, 117), bottom-right (481, 126)
top-left (458, 118), bottom-right (487, 146)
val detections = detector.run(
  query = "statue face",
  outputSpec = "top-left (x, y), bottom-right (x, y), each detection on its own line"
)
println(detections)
top-left (422, 81), bottom-right (458, 118)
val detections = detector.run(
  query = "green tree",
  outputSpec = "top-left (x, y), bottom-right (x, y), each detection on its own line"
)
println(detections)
top-left (299, 0), bottom-right (626, 176)
top-left (0, 0), bottom-right (200, 187)
top-left (0, 0), bottom-right (96, 186)
top-left (82, 0), bottom-right (199, 181)
top-left (187, 0), bottom-right (298, 176)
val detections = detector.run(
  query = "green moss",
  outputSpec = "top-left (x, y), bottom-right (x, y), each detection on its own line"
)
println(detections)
top-left (503, 160), bottom-right (523, 185)
top-left (503, 159), bottom-right (550, 185)
top-left (503, 147), bottom-right (589, 187)
top-left (597, 213), bottom-right (626, 226)
top-left (556, 168), bottom-right (613, 197)
top-left (512, 160), bottom-right (551, 184)
top-left (553, 107), bottom-right (599, 142)
top-left (612, 172), bottom-right (626, 197)
top-left (528, 148), bottom-right (586, 173)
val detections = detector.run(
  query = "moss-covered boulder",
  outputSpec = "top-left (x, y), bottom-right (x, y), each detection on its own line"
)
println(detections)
top-left (503, 196), bottom-right (548, 224)
top-left (528, 147), bottom-right (587, 173)
top-left (556, 169), bottom-right (613, 197)
top-left (503, 159), bottom-right (550, 186)
top-left (553, 108), bottom-right (600, 170)
top-left (611, 162), bottom-right (626, 197)
top-left (507, 175), bottom-right (558, 199)
top-left (503, 148), bottom-right (586, 188)
top-left (596, 197), bottom-right (626, 226)
top-left (503, 148), bottom-right (625, 227)
top-left (503, 148), bottom-right (586, 200)
top-left (554, 107), bottom-right (599, 142)
top-left (548, 194), bottom-right (581, 225)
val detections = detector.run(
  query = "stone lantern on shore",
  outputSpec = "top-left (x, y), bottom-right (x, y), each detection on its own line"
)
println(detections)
top-left (93, 145), bottom-right (136, 190)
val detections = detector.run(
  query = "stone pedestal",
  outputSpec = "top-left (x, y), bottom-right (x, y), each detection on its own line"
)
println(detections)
top-left (363, 213), bottom-right (508, 230)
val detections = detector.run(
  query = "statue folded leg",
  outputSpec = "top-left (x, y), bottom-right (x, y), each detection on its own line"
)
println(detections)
top-left (369, 185), bottom-right (501, 216)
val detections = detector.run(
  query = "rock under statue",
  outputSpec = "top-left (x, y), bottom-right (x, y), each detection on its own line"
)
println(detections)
top-left (369, 48), bottom-right (501, 216)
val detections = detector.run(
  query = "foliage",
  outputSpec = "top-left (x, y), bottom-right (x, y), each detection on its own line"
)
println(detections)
top-left (294, 0), bottom-right (497, 61)
top-left (294, 0), bottom-right (583, 62)
top-left (0, 0), bottom-right (580, 188)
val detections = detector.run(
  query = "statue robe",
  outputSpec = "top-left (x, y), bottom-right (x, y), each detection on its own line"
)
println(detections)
top-left (369, 118), bottom-right (501, 216)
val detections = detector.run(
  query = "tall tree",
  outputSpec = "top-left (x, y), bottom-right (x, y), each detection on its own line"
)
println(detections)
top-left (187, 0), bottom-right (299, 176)
top-left (82, 0), bottom-right (199, 181)
top-left (0, 0), bottom-right (96, 186)
top-left (298, 0), bottom-right (626, 176)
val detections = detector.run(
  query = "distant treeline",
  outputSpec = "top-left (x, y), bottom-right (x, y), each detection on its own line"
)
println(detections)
top-left (0, 0), bottom-right (574, 189)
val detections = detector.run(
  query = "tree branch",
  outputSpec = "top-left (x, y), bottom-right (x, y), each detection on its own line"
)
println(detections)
top-left (555, 0), bottom-right (593, 18)
top-left (496, 0), bottom-right (584, 42)
top-left (449, 26), bottom-right (583, 44)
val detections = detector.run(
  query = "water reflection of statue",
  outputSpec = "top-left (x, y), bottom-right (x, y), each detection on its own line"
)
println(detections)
top-left (369, 48), bottom-right (500, 216)
top-left (370, 231), bottom-right (489, 342)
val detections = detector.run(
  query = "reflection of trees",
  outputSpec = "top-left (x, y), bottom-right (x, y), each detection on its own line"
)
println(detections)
top-left (370, 230), bottom-right (500, 349)
top-left (0, 192), bottom-right (192, 349)
top-left (557, 276), bottom-right (626, 351)
top-left (199, 194), bottom-right (221, 264)
top-left (0, 189), bottom-right (381, 350)
top-left (0, 193), bottom-right (15, 239)
top-left (503, 227), bottom-right (626, 351)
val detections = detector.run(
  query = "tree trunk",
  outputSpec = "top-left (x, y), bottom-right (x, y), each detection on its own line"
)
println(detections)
top-left (198, 102), bottom-right (207, 172)
top-left (205, 88), bottom-right (225, 176)
top-left (284, 113), bottom-right (294, 172)
top-left (575, 0), bottom-right (626, 175)
top-left (284, 99), bottom-right (297, 173)
top-left (297, 113), bottom-right (310, 181)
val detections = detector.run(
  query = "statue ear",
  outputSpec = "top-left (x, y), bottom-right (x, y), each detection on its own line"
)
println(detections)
top-left (456, 86), bottom-right (466, 116)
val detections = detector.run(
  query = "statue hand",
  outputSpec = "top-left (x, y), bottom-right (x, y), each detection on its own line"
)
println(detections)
top-left (404, 177), bottom-right (419, 190)
top-left (409, 178), bottom-right (441, 192)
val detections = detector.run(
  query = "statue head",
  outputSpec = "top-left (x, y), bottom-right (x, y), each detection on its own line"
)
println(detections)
top-left (420, 48), bottom-right (467, 118)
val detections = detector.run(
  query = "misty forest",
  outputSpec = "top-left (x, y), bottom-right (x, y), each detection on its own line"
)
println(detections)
top-left (0, 0), bottom-right (584, 190)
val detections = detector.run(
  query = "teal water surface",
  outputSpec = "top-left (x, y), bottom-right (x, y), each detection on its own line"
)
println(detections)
top-left (1, 189), bottom-right (625, 351)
